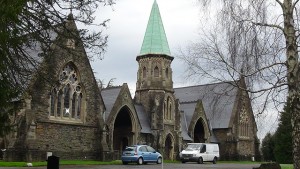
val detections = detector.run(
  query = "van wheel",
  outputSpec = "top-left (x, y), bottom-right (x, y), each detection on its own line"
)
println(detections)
top-left (213, 157), bottom-right (217, 164)
top-left (198, 157), bottom-right (203, 164)
top-left (137, 157), bottom-right (143, 165)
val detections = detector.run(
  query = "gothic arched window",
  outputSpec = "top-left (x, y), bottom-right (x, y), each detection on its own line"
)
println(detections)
top-left (168, 99), bottom-right (172, 120)
top-left (49, 62), bottom-right (85, 122)
top-left (164, 101), bottom-right (167, 119)
top-left (239, 105), bottom-right (250, 138)
top-left (164, 96), bottom-right (173, 120)
top-left (154, 66), bottom-right (159, 77)
top-left (143, 67), bottom-right (147, 78)
top-left (166, 68), bottom-right (169, 78)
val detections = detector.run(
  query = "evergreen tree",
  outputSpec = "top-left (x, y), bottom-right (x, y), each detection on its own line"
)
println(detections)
top-left (274, 103), bottom-right (293, 163)
top-left (0, 0), bottom-right (113, 138)
top-left (261, 132), bottom-right (276, 162)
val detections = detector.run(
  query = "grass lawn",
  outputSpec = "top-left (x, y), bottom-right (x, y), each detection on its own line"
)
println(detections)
top-left (281, 164), bottom-right (294, 169)
top-left (0, 160), bottom-right (294, 168)
top-left (0, 160), bottom-right (122, 167)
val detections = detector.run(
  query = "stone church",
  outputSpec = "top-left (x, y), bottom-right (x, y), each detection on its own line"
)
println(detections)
top-left (1, 0), bottom-right (260, 161)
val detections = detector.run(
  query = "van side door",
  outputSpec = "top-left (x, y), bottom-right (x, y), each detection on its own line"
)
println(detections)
top-left (200, 144), bottom-right (208, 161)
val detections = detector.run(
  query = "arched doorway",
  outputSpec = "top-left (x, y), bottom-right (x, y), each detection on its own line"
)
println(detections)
top-left (113, 106), bottom-right (133, 153)
top-left (164, 134), bottom-right (174, 160)
top-left (194, 119), bottom-right (205, 143)
top-left (121, 137), bottom-right (129, 151)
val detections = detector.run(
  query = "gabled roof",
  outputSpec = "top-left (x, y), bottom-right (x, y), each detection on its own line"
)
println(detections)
top-left (135, 104), bottom-right (152, 134)
top-left (181, 111), bottom-right (193, 141)
top-left (100, 87), bottom-right (122, 121)
top-left (180, 102), bottom-right (198, 130)
top-left (175, 82), bottom-right (238, 129)
top-left (139, 0), bottom-right (171, 56)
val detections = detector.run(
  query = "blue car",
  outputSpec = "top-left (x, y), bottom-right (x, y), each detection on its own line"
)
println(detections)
top-left (121, 145), bottom-right (162, 165)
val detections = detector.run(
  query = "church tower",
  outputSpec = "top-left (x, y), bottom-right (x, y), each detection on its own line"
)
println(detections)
top-left (135, 0), bottom-right (181, 160)
top-left (135, 0), bottom-right (174, 95)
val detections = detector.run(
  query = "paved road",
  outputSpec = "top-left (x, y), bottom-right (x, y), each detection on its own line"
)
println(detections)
top-left (1, 163), bottom-right (260, 169)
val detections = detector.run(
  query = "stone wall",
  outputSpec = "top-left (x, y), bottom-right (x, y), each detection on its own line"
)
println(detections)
top-left (35, 122), bottom-right (100, 158)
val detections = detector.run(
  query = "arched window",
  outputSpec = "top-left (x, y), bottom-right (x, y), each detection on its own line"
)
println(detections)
top-left (143, 67), bottom-right (147, 78)
top-left (164, 96), bottom-right (173, 120)
top-left (164, 101), bottom-right (167, 119)
top-left (154, 66), bottom-right (159, 77)
top-left (166, 68), bottom-right (169, 78)
top-left (50, 88), bottom-right (56, 116)
top-left (239, 106), bottom-right (250, 137)
top-left (49, 62), bottom-right (85, 122)
top-left (168, 101), bottom-right (172, 120)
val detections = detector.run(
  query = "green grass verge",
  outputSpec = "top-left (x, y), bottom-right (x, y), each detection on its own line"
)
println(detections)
top-left (0, 160), bottom-right (122, 167)
top-left (0, 160), bottom-right (294, 168)
top-left (281, 164), bottom-right (294, 169)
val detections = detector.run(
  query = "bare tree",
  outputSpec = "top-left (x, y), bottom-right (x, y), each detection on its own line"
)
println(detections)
top-left (180, 0), bottom-right (300, 168)
top-left (97, 78), bottom-right (117, 90)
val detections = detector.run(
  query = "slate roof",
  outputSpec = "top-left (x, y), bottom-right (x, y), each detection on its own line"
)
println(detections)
top-left (181, 111), bottom-right (193, 141)
top-left (180, 102), bottom-right (198, 129)
top-left (100, 87), bottom-right (122, 121)
top-left (174, 82), bottom-right (237, 129)
top-left (135, 104), bottom-right (152, 133)
top-left (139, 0), bottom-right (171, 56)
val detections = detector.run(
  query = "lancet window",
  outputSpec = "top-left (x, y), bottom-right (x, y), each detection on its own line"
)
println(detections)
top-left (164, 96), bottom-right (173, 120)
top-left (166, 68), bottom-right (169, 78)
top-left (49, 62), bottom-right (85, 122)
top-left (239, 105), bottom-right (250, 138)
top-left (143, 67), bottom-right (147, 78)
top-left (154, 66), bottom-right (159, 77)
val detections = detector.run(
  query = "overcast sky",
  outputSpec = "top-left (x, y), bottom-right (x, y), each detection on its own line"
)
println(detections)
top-left (90, 0), bottom-right (200, 94)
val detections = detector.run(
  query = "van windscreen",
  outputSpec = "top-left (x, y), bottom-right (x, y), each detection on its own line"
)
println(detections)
top-left (185, 144), bottom-right (202, 150)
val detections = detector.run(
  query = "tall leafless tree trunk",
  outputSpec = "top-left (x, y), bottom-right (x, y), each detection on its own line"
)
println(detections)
top-left (282, 1), bottom-right (300, 167)
top-left (181, 0), bottom-right (299, 168)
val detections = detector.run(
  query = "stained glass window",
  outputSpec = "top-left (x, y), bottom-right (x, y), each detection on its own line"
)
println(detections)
top-left (49, 62), bottom-right (85, 122)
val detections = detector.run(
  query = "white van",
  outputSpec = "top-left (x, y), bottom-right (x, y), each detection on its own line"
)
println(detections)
top-left (179, 143), bottom-right (220, 164)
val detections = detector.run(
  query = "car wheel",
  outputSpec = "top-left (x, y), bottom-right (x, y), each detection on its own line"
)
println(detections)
top-left (122, 161), bottom-right (128, 165)
top-left (181, 161), bottom-right (186, 163)
top-left (198, 157), bottom-right (203, 164)
top-left (213, 157), bottom-right (217, 164)
top-left (137, 157), bottom-right (143, 165)
top-left (157, 157), bottom-right (162, 164)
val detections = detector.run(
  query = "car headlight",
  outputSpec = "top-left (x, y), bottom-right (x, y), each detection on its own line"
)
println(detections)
top-left (193, 154), bottom-right (197, 157)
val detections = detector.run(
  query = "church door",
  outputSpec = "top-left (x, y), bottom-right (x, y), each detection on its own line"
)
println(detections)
top-left (194, 119), bottom-right (205, 143)
top-left (164, 134), bottom-right (174, 160)
top-left (113, 106), bottom-right (133, 155)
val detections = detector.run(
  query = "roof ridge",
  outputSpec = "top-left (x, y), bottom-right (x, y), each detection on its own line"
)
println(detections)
top-left (101, 86), bottom-right (122, 91)
top-left (180, 101), bottom-right (198, 104)
top-left (174, 80), bottom-right (237, 90)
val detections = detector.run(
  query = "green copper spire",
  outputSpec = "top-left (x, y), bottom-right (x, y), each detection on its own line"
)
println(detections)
top-left (139, 0), bottom-right (171, 56)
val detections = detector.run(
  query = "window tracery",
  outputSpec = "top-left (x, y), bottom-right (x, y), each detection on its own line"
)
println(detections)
top-left (239, 105), bottom-right (250, 138)
top-left (49, 63), bottom-right (85, 122)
